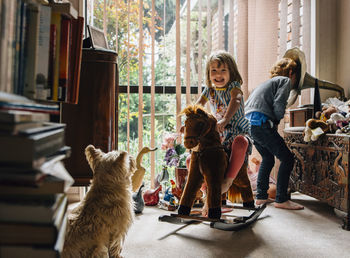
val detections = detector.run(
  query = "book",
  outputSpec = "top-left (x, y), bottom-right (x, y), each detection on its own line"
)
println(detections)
top-left (12, 0), bottom-right (23, 95)
top-left (67, 16), bottom-right (84, 104)
top-left (0, 100), bottom-right (60, 115)
top-left (16, 0), bottom-right (28, 95)
top-left (0, 174), bottom-right (66, 195)
top-left (0, 91), bottom-right (35, 103)
top-left (0, 127), bottom-right (65, 165)
top-left (0, 212), bottom-right (67, 246)
top-left (0, 0), bottom-right (16, 93)
top-left (0, 170), bottom-right (47, 186)
top-left (17, 122), bottom-right (66, 136)
top-left (6, 0), bottom-right (16, 94)
top-left (0, 109), bottom-right (49, 123)
top-left (0, 211), bottom-right (67, 257)
top-left (0, 192), bottom-right (62, 204)
top-left (0, 159), bottom-right (74, 195)
top-left (0, 244), bottom-right (62, 258)
top-left (0, 121), bottom-right (42, 135)
top-left (50, 11), bottom-right (61, 101)
top-left (0, 148), bottom-right (70, 187)
top-left (0, 193), bottom-right (67, 225)
top-left (0, 92), bottom-right (60, 115)
top-left (36, 4), bottom-right (52, 100)
top-left (0, 145), bottom-right (71, 171)
top-left (58, 17), bottom-right (71, 101)
top-left (47, 24), bottom-right (56, 100)
top-left (23, 2), bottom-right (40, 99)
top-left (49, 1), bottom-right (78, 19)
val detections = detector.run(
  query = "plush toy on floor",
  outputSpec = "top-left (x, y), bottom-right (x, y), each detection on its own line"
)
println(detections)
top-left (178, 105), bottom-right (253, 219)
top-left (62, 145), bottom-right (136, 258)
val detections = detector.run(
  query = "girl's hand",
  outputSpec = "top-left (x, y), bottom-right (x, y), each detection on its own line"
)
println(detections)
top-left (217, 118), bottom-right (229, 133)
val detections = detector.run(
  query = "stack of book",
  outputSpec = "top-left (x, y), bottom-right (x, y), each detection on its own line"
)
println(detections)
top-left (0, 107), bottom-right (74, 257)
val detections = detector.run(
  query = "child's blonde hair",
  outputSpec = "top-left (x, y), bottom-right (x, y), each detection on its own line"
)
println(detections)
top-left (205, 50), bottom-right (243, 88)
top-left (270, 58), bottom-right (297, 78)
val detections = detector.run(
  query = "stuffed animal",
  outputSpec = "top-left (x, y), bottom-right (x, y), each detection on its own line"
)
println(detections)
top-left (178, 105), bottom-right (227, 219)
top-left (327, 112), bottom-right (349, 133)
top-left (178, 105), bottom-right (253, 219)
top-left (303, 118), bottom-right (329, 142)
top-left (320, 105), bottom-right (337, 121)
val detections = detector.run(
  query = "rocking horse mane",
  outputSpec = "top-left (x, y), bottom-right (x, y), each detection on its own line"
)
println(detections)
top-left (179, 104), bottom-right (215, 121)
top-left (180, 104), bottom-right (221, 148)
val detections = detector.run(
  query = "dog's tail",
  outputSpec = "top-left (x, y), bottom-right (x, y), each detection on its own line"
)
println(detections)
top-left (131, 146), bottom-right (157, 192)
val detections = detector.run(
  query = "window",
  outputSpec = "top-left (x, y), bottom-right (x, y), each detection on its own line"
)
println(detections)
top-left (85, 0), bottom-right (311, 188)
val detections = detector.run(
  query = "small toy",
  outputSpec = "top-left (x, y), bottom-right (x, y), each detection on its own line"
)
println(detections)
top-left (170, 179), bottom-right (182, 201)
top-left (132, 183), bottom-right (145, 214)
top-left (143, 185), bottom-right (162, 206)
top-left (163, 187), bottom-right (174, 202)
top-left (131, 146), bottom-right (157, 192)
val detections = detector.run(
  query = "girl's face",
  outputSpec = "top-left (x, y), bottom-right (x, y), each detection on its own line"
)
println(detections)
top-left (209, 61), bottom-right (230, 88)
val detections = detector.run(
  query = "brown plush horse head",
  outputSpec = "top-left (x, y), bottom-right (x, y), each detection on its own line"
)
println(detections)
top-left (180, 105), bottom-right (221, 151)
top-left (178, 104), bottom-right (227, 219)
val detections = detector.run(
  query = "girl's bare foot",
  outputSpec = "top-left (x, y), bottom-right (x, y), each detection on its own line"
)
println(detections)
top-left (274, 200), bottom-right (304, 210)
top-left (255, 198), bottom-right (275, 205)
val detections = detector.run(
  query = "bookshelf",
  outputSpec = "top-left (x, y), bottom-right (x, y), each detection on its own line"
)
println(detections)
top-left (0, 0), bottom-right (84, 256)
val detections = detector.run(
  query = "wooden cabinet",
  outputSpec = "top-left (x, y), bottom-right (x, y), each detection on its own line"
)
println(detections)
top-left (288, 107), bottom-right (313, 127)
top-left (62, 49), bottom-right (118, 186)
top-left (284, 129), bottom-right (350, 230)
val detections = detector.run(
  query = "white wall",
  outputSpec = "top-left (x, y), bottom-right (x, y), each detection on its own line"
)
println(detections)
top-left (317, 0), bottom-right (350, 100)
top-left (337, 0), bottom-right (350, 98)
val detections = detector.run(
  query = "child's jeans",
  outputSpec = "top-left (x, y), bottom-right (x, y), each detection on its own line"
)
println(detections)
top-left (250, 122), bottom-right (294, 203)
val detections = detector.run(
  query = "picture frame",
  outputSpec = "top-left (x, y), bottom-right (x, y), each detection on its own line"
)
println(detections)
top-left (87, 25), bottom-right (109, 50)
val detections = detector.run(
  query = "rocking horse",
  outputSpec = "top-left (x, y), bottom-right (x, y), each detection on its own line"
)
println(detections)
top-left (177, 104), bottom-right (254, 219)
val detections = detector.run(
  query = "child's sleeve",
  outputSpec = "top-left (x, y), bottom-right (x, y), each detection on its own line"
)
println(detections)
top-left (228, 81), bottom-right (243, 95)
top-left (201, 87), bottom-right (210, 102)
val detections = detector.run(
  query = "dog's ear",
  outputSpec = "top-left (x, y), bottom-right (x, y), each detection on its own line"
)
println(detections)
top-left (129, 156), bottom-right (137, 174)
top-left (115, 151), bottom-right (136, 176)
top-left (85, 145), bottom-right (103, 172)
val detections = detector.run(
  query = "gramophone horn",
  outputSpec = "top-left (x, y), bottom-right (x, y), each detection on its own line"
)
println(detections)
top-left (283, 47), bottom-right (306, 107)
top-left (301, 72), bottom-right (344, 99)
top-left (283, 47), bottom-right (345, 107)
top-left (283, 47), bottom-right (306, 93)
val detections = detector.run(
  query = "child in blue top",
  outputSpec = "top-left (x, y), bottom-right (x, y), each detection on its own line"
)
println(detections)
top-left (195, 51), bottom-right (252, 215)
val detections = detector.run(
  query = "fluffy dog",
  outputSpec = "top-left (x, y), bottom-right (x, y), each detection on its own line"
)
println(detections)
top-left (62, 145), bottom-right (136, 258)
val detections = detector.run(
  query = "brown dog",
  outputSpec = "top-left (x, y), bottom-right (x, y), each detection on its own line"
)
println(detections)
top-left (62, 145), bottom-right (136, 258)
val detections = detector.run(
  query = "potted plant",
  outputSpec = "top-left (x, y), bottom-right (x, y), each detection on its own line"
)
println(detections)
top-left (161, 132), bottom-right (189, 192)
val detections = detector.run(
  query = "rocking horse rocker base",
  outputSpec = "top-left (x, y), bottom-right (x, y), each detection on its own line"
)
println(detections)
top-left (159, 203), bottom-right (266, 231)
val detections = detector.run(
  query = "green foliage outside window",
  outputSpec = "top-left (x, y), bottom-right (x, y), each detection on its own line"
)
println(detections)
top-left (87, 0), bottom-right (208, 186)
